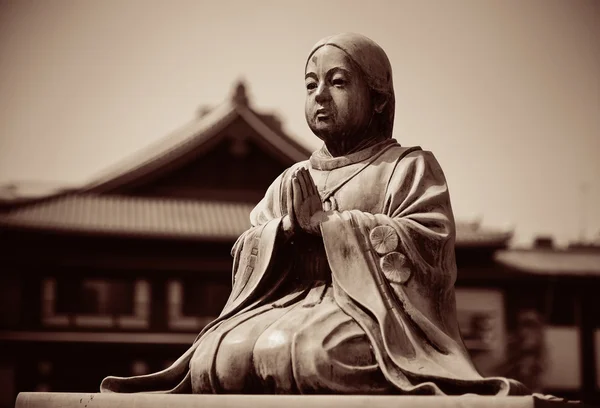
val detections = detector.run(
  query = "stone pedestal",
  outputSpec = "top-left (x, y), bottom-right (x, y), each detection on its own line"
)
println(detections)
top-left (14, 393), bottom-right (587, 408)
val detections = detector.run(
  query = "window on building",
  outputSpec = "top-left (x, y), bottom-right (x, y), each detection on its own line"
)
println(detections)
top-left (167, 278), bottom-right (230, 331)
top-left (542, 326), bottom-right (581, 391)
top-left (41, 278), bottom-right (150, 329)
top-left (0, 277), bottom-right (21, 329)
top-left (503, 282), bottom-right (583, 393)
top-left (455, 288), bottom-right (506, 376)
top-left (182, 279), bottom-right (230, 317)
top-left (56, 279), bottom-right (134, 316)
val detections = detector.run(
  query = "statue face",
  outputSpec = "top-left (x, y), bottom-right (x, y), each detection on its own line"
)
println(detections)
top-left (305, 46), bottom-right (373, 142)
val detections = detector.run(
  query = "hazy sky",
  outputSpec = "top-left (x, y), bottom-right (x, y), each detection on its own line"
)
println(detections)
top-left (0, 0), bottom-right (598, 247)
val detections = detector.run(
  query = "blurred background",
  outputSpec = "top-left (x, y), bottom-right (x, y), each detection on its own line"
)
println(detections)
top-left (0, 0), bottom-right (599, 406)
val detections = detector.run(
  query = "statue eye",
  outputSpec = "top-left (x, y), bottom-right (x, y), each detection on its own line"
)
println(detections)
top-left (306, 82), bottom-right (317, 91)
top-left (332, 78), bottom-right (346, 87)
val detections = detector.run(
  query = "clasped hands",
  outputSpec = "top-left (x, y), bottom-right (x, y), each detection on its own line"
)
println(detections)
top-left (282, 167), bottom-right (326, 237)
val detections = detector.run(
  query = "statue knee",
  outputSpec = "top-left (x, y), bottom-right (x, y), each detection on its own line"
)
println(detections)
top-left (253, 329), bottom-right (295, 390)
top-left (213, 333), bottom-right (255, 392)
top-left (292, 325), bottom-right (330, 384)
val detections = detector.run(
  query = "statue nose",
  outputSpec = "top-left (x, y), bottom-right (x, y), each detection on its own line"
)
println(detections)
top-left (315, 84), bottom-right (330, 103)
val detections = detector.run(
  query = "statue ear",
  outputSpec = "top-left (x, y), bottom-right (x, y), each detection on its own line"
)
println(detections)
top-left (372, 92), bottom-right (387, 114)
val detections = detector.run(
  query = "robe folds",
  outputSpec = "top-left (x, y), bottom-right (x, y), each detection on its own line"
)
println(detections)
top-left (100, 139), bottom-right (529, 396)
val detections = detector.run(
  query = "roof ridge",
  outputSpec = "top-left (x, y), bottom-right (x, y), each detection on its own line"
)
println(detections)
top-left (79, 81), bottom-right (312, 194)
top-left (48, 193), bottom-right (258, 208)
top-left (81, 99), bottom-right (237, 193)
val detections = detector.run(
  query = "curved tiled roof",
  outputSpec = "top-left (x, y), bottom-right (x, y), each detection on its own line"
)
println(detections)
top-left (0, 181), bottom-right (79, 208)
top-left (0, 81), bottom-right (311, 208)
top-left (455, 222), bottom-right (513, 247)
top-left (82, 81), bottom-right (310, 194)
top-left (495, 249), bottom-right (600, 276)
top-left (0, 194), bottom-right (254, 241)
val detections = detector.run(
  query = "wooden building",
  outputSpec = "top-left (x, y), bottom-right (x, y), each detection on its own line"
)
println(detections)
top-left (0, 82), bottom-right (597, 406)
top-left (492, 243), bottom-right (600, 402)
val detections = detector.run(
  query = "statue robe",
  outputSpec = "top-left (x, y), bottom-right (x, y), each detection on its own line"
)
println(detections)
top-left (100, 139), bottom-right (529, 396)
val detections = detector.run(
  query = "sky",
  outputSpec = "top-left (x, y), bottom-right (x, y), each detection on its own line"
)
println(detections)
top-left (0, 0), bottom-right (598, 247)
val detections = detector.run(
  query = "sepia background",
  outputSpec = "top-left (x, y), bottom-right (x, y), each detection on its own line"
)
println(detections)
top-left (0, 0), bottom-right (599, 406)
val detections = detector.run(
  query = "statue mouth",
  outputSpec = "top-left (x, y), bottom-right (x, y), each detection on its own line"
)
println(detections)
top-left (316, 109), bottom-right (331, 121)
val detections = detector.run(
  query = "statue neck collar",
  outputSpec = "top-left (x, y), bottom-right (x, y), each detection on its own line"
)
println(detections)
top-left (310, 138), bottom-right (399, 170)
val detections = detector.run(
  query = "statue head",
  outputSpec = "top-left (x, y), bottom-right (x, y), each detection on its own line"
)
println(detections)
top-left (304, 33), bottom-right (395, 151)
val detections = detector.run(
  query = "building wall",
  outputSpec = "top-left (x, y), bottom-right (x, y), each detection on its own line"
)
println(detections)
top-left (1, 231), bottom-right (599, 405)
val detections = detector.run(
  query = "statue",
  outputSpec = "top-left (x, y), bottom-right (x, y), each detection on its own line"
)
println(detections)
top-left (100, 33), bottom-right (530, 396)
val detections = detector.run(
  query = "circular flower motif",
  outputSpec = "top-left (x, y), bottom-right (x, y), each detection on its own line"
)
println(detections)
top-left (380, 252), bottom-right (411, 284)
top-left (369, 225), bottom-right (399, 255)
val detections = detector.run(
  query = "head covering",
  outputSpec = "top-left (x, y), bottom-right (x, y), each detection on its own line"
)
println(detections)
top-left (305, 33), bottom-right (395, 139)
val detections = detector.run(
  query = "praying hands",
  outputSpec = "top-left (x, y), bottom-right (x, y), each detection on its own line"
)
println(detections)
top-left (283, 167), bottom-right (324, 236)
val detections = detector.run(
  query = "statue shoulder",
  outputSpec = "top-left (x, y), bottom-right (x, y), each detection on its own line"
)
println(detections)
top-left (387, 144), bottom-right (423, 160)
top-left (387, 146), bottom-right (444, 169)
top-left (387, 147), bottom-right (448, 187)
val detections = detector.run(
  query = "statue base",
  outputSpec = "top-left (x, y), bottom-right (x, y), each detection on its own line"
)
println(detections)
top-left (14, 392), bottom-right (589, 408)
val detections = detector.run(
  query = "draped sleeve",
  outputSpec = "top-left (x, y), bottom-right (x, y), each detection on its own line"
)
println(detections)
top-left (322, 149), bottom-right (456, 294)
top-left (319, 150), bottom-right (526, 395)
top-left (220, 161), bottom-right (307, 316)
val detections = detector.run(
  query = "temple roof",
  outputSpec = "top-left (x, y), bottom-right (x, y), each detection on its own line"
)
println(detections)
top-left (0, 194), bottom-right (254, 241)
top-left (0, 181), bottom-right (79, 207)
top-left (495, 248), bottom-right (600, 276)
top-left (81, 81), bottom-right (310, 194)
top-left (455, 221), bottom-right (513, 247)
top-left (0, 81), bottom-right (310, 205)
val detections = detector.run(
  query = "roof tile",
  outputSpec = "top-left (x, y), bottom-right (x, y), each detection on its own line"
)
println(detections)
top-left (0, 195), bottom-right (254, 241)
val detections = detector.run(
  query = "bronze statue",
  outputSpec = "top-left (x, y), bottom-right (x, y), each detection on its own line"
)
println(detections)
top-left (101, 33), bottom-right (529, 396)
